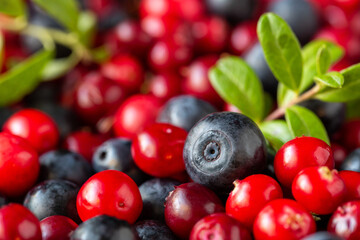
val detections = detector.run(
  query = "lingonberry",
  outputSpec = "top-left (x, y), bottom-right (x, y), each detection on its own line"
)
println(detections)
top-left (184, 112), bottom-right (267, 193)
top-left (139, 0), bottom-right (178, 19)
top-left (229, 21), bottom-right (257, 55)
top-left (340, 148), bottom-right (360, 172)
top-left (253, 199), bottom-right (316, 240)
top-left (0, 132), bottom-right (39, 197)
top-left (147, 72), bottom-right (182, 102)
top-left (135, 220), bottom-right (177, 240)
top-left (190, 213), bottom-right (252, 240)
top-left (332, 0), bottom-right (360, 13)
top-left (140, 16), bottom-right (183, 40)
top-left (76, 170), bottom-right (142, 224)
top-left (132, 123), bottom-right (187, 177)
top-left (339, 119), bottom-right (360, 152)
top-left (332, 143), bottom-right (348, 169)
top-left (274, 136), bottom-right (334, 188)
top-left (292, 166), bottom-right (347, 215)
top-left (226, 174), bottom-right (283, 228)
top-left (0, 203), bottom-right (42, 240)
top-left (339, 170), bottom-right (360, 201)
top-left (165, 182), bottom-right (225, 239)
top-left (172, 0), bottom-right (205, 21)
top-left (40, 215), bottom-right (78, 240)
top-left (328, 201), bottom-right (360, 240)
top-left (113, 94), bottom-right (163, 139)
top-left (101, 54), bottom-right (144, 92)
top-left (3, 108), bottom-right (59, 153)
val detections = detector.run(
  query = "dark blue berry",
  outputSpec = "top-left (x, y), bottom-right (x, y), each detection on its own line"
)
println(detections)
top-left (135, 220), bottom-right (177, 240)
top-left (157, 95), bottom-right (217, 132)
top-left (183, 112), bottom-right (267, 193)
top-left (301, 231), bottom-right (343, 240)
top-left (70, 215), bottom-right (138, 240)
top-left (340, 148), bottom-right (360, 172)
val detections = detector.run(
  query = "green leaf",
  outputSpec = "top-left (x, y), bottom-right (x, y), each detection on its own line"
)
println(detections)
top-left (91, 46), bottom-right (111, 64)
top-left (301, 40), bottom-right (344, 92)
top-left (77, 11), bottom-right (96, 47)
top-left (0, 0), bottom-right (25, 17)
top-left (257, 13), bottom-right (303, 91)
top-left (314, 72), bottom-right (344, 88)
top-left (0, 50), bottom-right (53, 106)
top-left (32, 0), bottom-right (79, 32)
top-left (209, 56), bottom-right (264, 122)
top-left (260, 120), bottom-right (292, 151)
top-left (285, 105), bottom-right (330, 144)
top-left (314, 63), bottom-right (360, 102)
top-left (316, 45), bottom-right (331, 75)
top-left (277, 83), bottom-right (297, 107)
top-left (41, 53), bottom-right (79, 81)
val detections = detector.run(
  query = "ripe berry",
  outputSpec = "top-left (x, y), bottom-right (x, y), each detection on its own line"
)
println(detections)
top-left (229, 21), bottom-right (257, 55)
top-left (165, 182), bottom-right (225, 239)
top-left (184, 112), bottom-right (267, 193)
top-left (328, 201), bottom-right (360, 240)
top-left (274, 136), bottom-right (334, 188)
top-left (253, 199), bottom-right (316, 240)
top-left (0, 203), bottom-right (42, 240)
top-left (147, 72), bottom-right (182, 102)
top-left (190, 213), bottom-right (252, 240)
top-left (3, 109), bottom-right (59, 153)
top-left (76, 170), bottom-right (142, 224)
top-left (226, 174), bottom-right (283, 228)
top-left (339, 170), bottom-right (360, 201)
top-left (0, 132), bottom-right (39, 197)
top-left (40, 215), bottom-right (78, 240)
top-left (135, 220), bottom-right (177, 240)
top-left (292, 166), bottom-right (346, 215)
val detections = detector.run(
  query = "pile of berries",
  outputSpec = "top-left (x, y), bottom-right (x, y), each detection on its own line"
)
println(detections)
top-left (1, 0), bottom-right (360, 239)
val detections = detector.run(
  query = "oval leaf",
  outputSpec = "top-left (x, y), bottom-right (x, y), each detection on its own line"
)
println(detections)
top-left (77, 11), bottom-right (96, 47)
top-left (260, 120), bottom-right (292, 151)
top-left (0, 50), bottom-right (53, 106)
top-left (285, 105), bottom-right (330, 144)
top-left (41, 53), bottom-right (79, 81)
top-left (257, 13), bottom-right (303, 91)
top-left (0, 0), bottom-right (25, 17)
top-left (209, 56), bottom-right (264, 122)
top-left (314, 71), bottom-right (344, 88)
top-left (316, 45), bottom-right (331, 75)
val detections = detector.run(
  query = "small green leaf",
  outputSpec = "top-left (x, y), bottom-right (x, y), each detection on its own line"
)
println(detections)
top-left (277, 83), bottom-right (297, 107)
top-left (316, 45), bottom-right (331, 75)
top-left (257, 13), bottom-right (303, 91)
top-left (314, 71), bottom-right (344, 88)
top-left (0, 0), bottom-right (25, 17)
top-left (209, 56), bottom-right (264, 122)
top-left (32, 0), bottom-right (79, 32)
top-left (285, 105), bottom-right (330, 144)
top-left (0, 50), bottom-right (53, 106)
top-left (41, 53), bottom-right (79, 81)
top-left (260, 120), bottom-right (292, 151)
top-left (314, 63), bottom-right (360, 102)
top-left (77, 11), bottom-right (96, 47)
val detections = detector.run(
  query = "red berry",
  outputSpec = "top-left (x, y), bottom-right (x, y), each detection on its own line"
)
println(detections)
top-left (332, 142), bottom-right (348, 169)
top-left (139, 0), bottom-right (177, 19)
top-left (147, 72), bottom-right (182, 102)
top-left (0, 203), bottom-right (42, 240)
top-left (340, 119), bottom-right (360, 151)
top-left (292, 166), bottom-right (347, 215)
top-left (132, 123), bottom-right (187, 177)
top-left (40, 215), bottom-right (78, 240)
top-left (113, 94), bottom-right (163, 139)
top-left (332, 0), bottom-right (360, 13)
top-left (328, 201), bottom-right (360, 240)
top-left (165, 182), bottom-right (224, 239)
top-left (3, 109), bottom-right (59, 154)
top-left (226, 174), bottom-right (283, 229)
top-left (190, 213), bottom-right (252, 240)
top-left (77, 170), bottom-right (143, 224)
top-left (274, 136), bottom-right (334, 188)
top-left (140, 16), bottom-right (182, 39)
top-left (0, 132), bottom-right (39, 197)
top-left (339, 170), bottom-right (360, 201)
top-left (172, 0), bottom-right (205, 21)
top-left (229, 21), bottom-right (258, 55)
top-left (253, 199), bottom-right (316, 240)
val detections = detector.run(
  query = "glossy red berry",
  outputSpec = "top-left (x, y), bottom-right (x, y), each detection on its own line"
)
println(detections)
top-left (340, 119), bottom-right (360, 151)
top-left (229, 21), bottom-right (257, 55)
top-left (147, 72), bottom-right (182, 102)
top-left (0, 203), bottom-right (42, 240)
top-left (292, 166), bottom-right (347, 215)
top-left (0, 132), bottom-right (39, 197)
top-left (3, 109), bottom-right (59, 154)
top-left (332, 143), bottom-right (348, 169)
top-left (40, 215), bottom-right (78, 240)
top-left (113, 94), bottom-right (163, 139)
top-left (139, 0), bottom-right (177, 19)
top-left (253, 199), bottom-right (316, 240)
top-left (172, 0), bottom-right (205, 21)
top-left (226, 174), bottom-right (283, 229)
top-left (132, 123), bottom-right (187, 177)
top-left (141, 16), bottom-right (182, 40)
top-left (339, 170), bottom-right (360, 201)
top-left (165, 182), bottom-right (224, 239)
top-left (328, 201), bottom-right (360, 240)
top-left (274, 136), bottom-right (335, 188)
top-left (190, 213), bottom-right (252, 240)
top-left (77, 170), bottom-right (142, 224)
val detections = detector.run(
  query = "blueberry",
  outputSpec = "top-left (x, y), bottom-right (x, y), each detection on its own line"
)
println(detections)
top-left (268, 0), bottom-right (319, 44)
top-left (70, 215), bottom-right (138, 240)
top-left (340, 148), bottom-right (360, 172)
top-left (139, 178), bottom-right (181, 221)
top-left (0, 107), bottom-right (14, 129)
top-left (135, 220), bottom-right (177, 240)
top-left (244, 43), bottom-right (278, 97)
top-left (24, 180), bottom-right (80, 222)
top-left (93, 138), bottom-right (150, 185)
top-left (205, 0), bottom-right (258, 23)
top-left (157, 95), bottom-right (217, 132)
top-left (301, 231), bottom-right (343, 240)
top-left (299, 100), bottom-right (345, 135)
top-left (183, 112), bottom-right (267, 193)
top-left (39, 150), bottom-right (93, 186)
